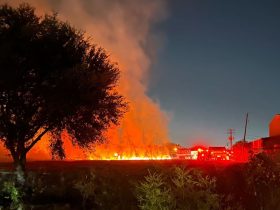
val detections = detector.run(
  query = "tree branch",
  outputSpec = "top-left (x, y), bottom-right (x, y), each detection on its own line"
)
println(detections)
top-left (24, 124), bottom-right (45, 145)
top-left (8, 145), bottom-right (17, 161)
top-left (25, 127), bottom-right (50, 153)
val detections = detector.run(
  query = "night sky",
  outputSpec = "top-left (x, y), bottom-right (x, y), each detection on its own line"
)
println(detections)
top-left (148, 0), bottom-right (280, 146)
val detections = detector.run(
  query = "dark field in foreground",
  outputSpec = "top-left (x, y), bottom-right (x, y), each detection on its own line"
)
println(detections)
top-left (0, 160), bottom-right (247, 209)
top-left (0, 159), bottom-right (241, 172)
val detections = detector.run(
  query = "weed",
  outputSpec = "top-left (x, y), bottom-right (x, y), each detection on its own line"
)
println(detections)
top-left (135, 170), bottom-right (172, 210)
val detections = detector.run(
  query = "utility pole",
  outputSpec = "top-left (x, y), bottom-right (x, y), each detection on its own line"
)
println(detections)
top-left (227, 128), bottom-right (235, 150)
top-left (240, 113), bottom-right (249, 162)
top-left (243, 113), bottom-right (249, 142)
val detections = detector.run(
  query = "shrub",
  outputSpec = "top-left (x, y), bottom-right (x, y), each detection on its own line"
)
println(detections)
top-left (73, 170), bottom-right (96, 209)
top-left (135, 170), bottom-right (172, 210)
top-left (170, 166), bottom-right (219, 210)
top-left (246, 153), bottom-right (280, 210)
top-left (2, 180), bottom-right (23, 209)
top-left (25, 172), bottom-right (47, 198)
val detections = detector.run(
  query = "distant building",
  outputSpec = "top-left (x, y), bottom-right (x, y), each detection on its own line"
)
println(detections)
top-left (249, 114), bottom-right (280, 156)
top-left (269, 114), bottom-right (280, 137)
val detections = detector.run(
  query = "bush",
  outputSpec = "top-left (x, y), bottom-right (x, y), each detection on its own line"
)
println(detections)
top-left (1, 180), bottom-right (23, 209)
top-left (170, 166), bottom-right (219, 210)
top-left (73, 170), bottom-right (96, 209)
top-left (135, 167), bottom-right (220, 210)
top-left (25, 172), bottom-right (47, 198)
top-left (246, 153), bottom-right (280, 210)
top-left (135, 170), bottom-right (172, 210)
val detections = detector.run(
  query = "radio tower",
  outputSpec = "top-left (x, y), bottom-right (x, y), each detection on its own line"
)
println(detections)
top-left (227, 128), bottom-right (235, 150)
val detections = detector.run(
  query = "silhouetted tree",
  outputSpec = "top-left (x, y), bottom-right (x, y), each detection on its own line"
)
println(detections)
top-left (0, 4), bottom-right (126, 182)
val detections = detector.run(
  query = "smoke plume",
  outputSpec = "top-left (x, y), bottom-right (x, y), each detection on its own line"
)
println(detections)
top-left (0, 0), bottom-right (170, 160)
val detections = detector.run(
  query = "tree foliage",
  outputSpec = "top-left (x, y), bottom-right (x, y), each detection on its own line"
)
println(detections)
top-left (0, 3), bottom-right (126, 169)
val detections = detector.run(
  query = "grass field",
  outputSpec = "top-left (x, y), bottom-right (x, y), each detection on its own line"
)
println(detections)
top-left (0, 160), bottom-right (247, 209)
top-left (0, 159), bottom-right (240, 172)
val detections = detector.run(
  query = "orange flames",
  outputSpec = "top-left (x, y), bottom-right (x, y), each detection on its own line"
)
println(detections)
top-left (0, 0), bottom-right (171, 161)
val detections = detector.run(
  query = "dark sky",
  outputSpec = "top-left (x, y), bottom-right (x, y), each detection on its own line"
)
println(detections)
top-left (148, 0), bottom-right (280, 147)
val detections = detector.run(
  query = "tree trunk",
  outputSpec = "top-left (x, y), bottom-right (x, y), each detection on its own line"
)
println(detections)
top-left (13, 155), bottom-right (26, 187)
top-left (11, 154), bottom-right (26, 210)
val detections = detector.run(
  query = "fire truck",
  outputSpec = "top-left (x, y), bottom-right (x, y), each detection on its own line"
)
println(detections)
top-left (174, 147), bottom-right (192, 159)
top-left (174, 146), bottom-right (232, 161)
top-left (208, 147), bottom-right (230, 160)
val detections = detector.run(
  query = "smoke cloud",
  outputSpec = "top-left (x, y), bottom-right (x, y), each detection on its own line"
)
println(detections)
top-left (0, 0), bottom-right (170, 160)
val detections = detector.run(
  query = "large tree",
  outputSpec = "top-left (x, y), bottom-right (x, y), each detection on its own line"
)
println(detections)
top-left (0, 4), bottom-right (126, 176)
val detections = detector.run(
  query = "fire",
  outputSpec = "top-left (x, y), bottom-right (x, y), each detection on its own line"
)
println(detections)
top-left (88, 155), bottom-right (171, 161)
top-left (57, 131), bottom-right (171, 161)
top-left (0, 0), bottom-right (170, 162)
top-left (87, 140), bottom-right (171, 160)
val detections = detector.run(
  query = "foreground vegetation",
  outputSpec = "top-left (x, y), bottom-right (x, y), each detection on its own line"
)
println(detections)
top-left (0, 153), bottom-right (280, 210)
